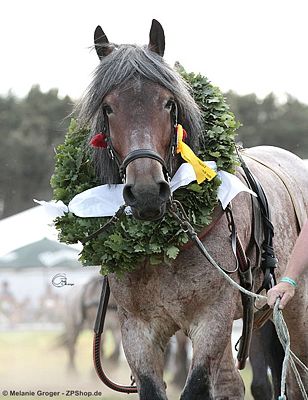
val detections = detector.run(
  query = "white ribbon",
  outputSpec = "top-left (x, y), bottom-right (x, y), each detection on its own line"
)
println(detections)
top-left (35, 162), bottom-right (256, 219)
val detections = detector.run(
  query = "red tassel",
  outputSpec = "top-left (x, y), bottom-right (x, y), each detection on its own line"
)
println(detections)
top-left (90, 133), bottom-right (107, 148)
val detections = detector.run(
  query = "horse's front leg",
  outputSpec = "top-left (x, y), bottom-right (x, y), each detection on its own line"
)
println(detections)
top-left (213, 339), bottom-right (245, 400)
top-left (181, 309), bottom-right (244, 400)
top-left (117, 306), bottom-right (176, 400)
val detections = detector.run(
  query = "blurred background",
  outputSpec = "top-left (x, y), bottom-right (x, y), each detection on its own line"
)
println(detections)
top-left (1, 1), bottom-right (308, 399)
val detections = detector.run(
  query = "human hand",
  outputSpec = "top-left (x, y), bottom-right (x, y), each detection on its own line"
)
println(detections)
top-left (267, 282), bottom-right (296, 309)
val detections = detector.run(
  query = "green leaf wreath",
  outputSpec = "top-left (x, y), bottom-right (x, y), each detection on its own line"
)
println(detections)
top-left (51, 68), bottom-right (240, 275)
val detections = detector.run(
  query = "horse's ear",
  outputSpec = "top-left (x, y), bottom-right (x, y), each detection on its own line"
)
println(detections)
top-left (94, 25), bottom-right (112, 59)
top-left (148, 19), bottom-right (165, 57)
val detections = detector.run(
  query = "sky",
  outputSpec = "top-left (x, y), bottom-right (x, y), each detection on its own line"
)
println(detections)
top-left (1, 0), bottom-right (308, 103)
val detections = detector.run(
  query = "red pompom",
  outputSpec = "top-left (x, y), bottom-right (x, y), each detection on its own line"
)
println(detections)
top-left (90, 133), bottom-right (107, 148)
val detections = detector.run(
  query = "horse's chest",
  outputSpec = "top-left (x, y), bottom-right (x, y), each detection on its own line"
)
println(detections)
top-left (110, 246), bottom-right (234, 321)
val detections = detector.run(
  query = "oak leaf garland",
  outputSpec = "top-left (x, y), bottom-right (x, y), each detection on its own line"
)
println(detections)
top-left (51, 69), bottom-right (239, 276)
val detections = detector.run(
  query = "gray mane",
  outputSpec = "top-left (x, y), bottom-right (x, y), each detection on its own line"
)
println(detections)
top-left (77, 45), bottom-right (202, 184)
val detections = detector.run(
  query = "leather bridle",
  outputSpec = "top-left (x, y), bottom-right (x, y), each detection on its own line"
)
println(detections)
top-left (102, 102), bottom-right (179, 182)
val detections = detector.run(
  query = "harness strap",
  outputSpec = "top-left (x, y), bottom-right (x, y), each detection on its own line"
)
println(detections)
top-left (181, 204), bottom-right (225, 251)
top-left (226, 205), bottom-right (254, 370)
top-left (238, 151), bottom-right (278, 291)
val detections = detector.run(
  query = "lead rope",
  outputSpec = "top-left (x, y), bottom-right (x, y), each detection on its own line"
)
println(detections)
top-left (168, 200), bottom-right (308, 400)
top-left (273, 300), bottom-right (308, 400)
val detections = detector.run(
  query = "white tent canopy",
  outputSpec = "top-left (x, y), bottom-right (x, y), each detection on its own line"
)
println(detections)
top-left (0, 204), bottom-right (82, 257)
top-left (0, 205), bottom-right (97, 303)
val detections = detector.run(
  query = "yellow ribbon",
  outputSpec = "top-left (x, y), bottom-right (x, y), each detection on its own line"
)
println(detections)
top-left (176, 124), bottom-right (217, 184)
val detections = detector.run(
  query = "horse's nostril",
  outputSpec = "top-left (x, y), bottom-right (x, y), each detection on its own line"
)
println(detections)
top-left (159, 181), bottom-right (171, 202)
top-left (123, 184), bottom-right (137, 206)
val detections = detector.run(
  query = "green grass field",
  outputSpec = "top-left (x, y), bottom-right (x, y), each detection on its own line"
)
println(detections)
top-left (0, 330), bottom-right (253, 399)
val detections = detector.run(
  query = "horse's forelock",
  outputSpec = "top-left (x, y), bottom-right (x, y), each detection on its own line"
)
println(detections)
top-left (77, 44), bottom-right (202, 184)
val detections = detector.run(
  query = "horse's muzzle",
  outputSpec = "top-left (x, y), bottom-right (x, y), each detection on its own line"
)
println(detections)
top-left (123, 181), bottom-right (171, 221)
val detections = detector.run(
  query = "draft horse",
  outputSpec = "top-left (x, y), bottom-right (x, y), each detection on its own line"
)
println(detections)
top-left (78, 19), bottom-right (308, 399)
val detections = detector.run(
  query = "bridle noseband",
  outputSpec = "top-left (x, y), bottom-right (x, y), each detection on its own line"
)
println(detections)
top-left (119, 149), bottom-right (170, 179)
top-left (102, 102), bottom-right (179, 182)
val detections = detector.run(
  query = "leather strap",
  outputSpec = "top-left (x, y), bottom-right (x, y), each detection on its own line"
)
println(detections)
top-left (119, 149), bottom-right (169, 179)
top-left (181, 204), bottom-right (225, 251)
top-left (237, 151), bottom-right (278, 291)
top-left (225, 205), bottom-right (254, 370)
top-left (93, 276), bottom-right (138, 393)
top-left (253, 304), bottom-right (273, 330)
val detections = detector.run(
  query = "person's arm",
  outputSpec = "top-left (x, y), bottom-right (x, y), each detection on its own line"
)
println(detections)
top-left (267, 220), bottom-right (308, 309)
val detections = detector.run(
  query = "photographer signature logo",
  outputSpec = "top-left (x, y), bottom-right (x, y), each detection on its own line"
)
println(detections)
top-left (51, 273), bottom-right (74, 288)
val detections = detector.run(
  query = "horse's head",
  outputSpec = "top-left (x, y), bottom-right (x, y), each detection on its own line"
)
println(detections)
top-left (80, 20), bottom-right (201, 221)
top-left (102, 79), bottom-right (175, 221)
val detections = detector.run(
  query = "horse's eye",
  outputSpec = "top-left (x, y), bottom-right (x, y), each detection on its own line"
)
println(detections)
top-left (103, 105), bottom-right (113, 115)
top-left (165, 100), bottom-right (175, 111)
